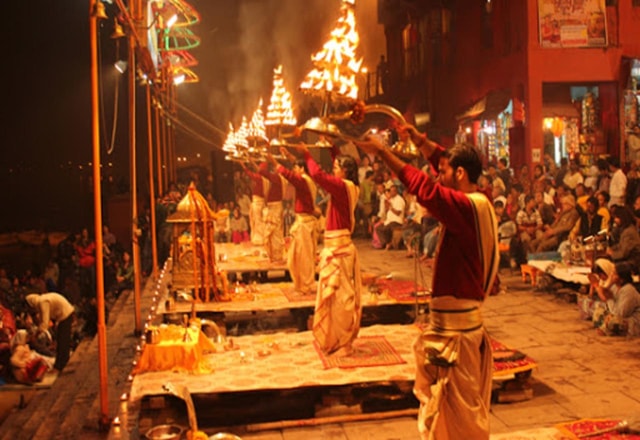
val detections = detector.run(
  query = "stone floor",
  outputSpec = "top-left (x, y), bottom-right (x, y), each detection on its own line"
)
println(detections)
top-left (2, 238), bottom-right (640, 439)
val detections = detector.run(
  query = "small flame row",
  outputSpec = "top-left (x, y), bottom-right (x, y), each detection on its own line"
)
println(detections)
top-left (223, 66), bottom-right (298, 161)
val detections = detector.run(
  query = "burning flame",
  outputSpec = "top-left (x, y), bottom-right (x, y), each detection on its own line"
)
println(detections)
top-left (300, 0), bottom-right (363, 100)
top-left (222, 123), bottom-right (236, 153)
top-left (266, 65), bottom-right (297, 127)
top-left (234, 117), bottom-right (249, 149)
top-left (248, 99), bottom-right (267, 141)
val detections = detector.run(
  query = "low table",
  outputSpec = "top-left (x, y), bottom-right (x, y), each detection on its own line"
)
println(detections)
top-left (527, 260), bottom-right (591, 285)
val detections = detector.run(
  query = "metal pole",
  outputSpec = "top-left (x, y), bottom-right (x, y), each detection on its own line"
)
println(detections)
top-left (154, 94), bottom-right (164, 194)
top-left (128, 8), bottom-right (142, 335)
top-left (146, 84), bottom-right (159, 279)
top-left (89, 0), bottom-right (109, 427)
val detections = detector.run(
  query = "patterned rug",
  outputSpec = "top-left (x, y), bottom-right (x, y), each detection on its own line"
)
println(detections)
top-left (314, 336), bottom-right (407, 369)
top-left (372, 279), bottom-right (429, 303)
top-left (491, 338), bottom-right (537, 377)
top-left (556, 418), bottom-right (640, 439)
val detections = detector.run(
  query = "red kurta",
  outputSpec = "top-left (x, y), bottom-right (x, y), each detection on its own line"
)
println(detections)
top-left (245, 169), bottom-right (267, 198)
top-left (259, 163), bottom-right (284, 202)
top-left (277, 165), bottom-right (316, 215)
top-left (398, 147), bottom-right (498, 301)
top-left (304, 152), bottom-right (352, 231)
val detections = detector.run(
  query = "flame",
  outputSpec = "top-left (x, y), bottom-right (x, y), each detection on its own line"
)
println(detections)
top-left (300, 0), bottom-right (363, 100)
top-left (234, 117), bottom-right (249, 148)
top-left (248, 99), bottom-right (267, 140)
top-left (266, 65), bottom-right (297, 127)
top-left (222, 123), bottom-right (237, 153)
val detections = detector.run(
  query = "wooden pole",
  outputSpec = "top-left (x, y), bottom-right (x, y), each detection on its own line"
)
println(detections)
top-left (128, 1), bottom-right (142, 335)
top-left (146, 84), bottom-right (159, 280)
top-left (89, 0), bottom-right (109, 427)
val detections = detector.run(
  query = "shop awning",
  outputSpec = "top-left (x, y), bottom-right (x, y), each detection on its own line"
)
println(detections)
top-left (456, 89), bottom-right (511, 121)
top-left (542, 102), bottom-right (580, 118)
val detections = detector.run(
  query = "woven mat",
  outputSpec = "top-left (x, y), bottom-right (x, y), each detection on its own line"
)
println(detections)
top-left (373, 279), bottom-right (429, 303)
top-left (314, 335), bottom-right (406, 369)
top-left (491, 338), bottom-right (537, 377)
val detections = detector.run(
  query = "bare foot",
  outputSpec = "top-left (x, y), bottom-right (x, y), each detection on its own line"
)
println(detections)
top-left (333, 344), bottom-right (354, 357)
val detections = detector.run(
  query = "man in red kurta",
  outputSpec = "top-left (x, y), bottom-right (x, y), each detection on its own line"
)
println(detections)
top-left (291, 144), bottom-right (361, 356)
top-left (258, 162), bottom-right (286, 263)
top-left (242, 163), bottom-right (269, 246)
top-left (356, 128), bottom-right (499, 440)
top-left (268, 150), bottom-right (319, 295)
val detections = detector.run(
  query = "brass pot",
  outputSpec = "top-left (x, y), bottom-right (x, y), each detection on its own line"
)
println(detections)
top-left (145, 424), bottom-right (184, 440)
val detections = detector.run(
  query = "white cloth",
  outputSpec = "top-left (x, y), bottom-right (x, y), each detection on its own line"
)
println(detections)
top-left (609, 169), bottom-right (627, 207)
top-left (25, 292), bottom-right (74, 332)
top-left (382, 194), bottom-right (406, 226)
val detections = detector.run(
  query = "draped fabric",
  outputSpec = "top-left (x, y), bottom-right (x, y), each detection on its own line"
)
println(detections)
top-left (287, 214), bottom-right (318, 294)
top-left (263, 200), bottom-right (285, 262)
top-left (249, 195), bottom-right (266, 246)
top-left (312, 229), bottom-right (362, 354)
top-left (413, 297), bottom-right (492, 440)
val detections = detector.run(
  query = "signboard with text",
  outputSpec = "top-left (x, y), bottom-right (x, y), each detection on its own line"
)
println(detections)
top-left (538, 0), bottom-right (607, 48)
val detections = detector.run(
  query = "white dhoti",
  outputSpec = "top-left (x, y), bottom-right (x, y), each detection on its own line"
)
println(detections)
top-left (263, 200), bottom-right (284, 262)
top-left (250, 195), bottom-right (266, 246)
top-left (312, 229), bottom-right (362, 354)
top-left (413, 296), bottom-right (492, 440)
top-left (288, 213), bottom-right (318, 294)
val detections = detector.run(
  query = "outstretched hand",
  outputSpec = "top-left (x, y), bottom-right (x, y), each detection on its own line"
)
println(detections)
top-left (289, 142), bottom-right (309, 156)
top-left (354, 135), bottom-right (385, 156)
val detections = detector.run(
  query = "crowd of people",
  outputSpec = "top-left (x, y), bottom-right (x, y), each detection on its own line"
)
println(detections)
top-left (0, 225), bottom-right (135, 384)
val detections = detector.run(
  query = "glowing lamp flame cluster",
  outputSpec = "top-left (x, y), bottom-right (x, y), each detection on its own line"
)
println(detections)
top-left (248, 98), bottom-right (268, 141)
top-left (266, 65), bottom-right (297, 127)
top-left (300, 0), bottom-right (363, 100)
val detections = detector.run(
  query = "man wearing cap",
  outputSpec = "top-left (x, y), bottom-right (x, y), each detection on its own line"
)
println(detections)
top-left (25, 292), bottom-right (75, 372)
top-left (355, 127), bottom-right (499, 440)
top-left (374, 181), bottom-right (406, 250)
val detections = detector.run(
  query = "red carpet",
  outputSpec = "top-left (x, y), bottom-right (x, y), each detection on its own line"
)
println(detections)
top-left (556, 418), bottom-right (639, 439)
top-left (491, 338), bottom-right (537, 377)
top-left (372, 279), bottom-right (429, 303)
top-left (314, 336), bottom-right (407, 369)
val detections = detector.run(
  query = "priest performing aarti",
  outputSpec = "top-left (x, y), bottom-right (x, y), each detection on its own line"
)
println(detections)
top-left (355, 126), bottom-right (499, 440)
top-left (289, 143), bottom-right (361, 357)
top-left (266, 150), bottom-right (319, 296)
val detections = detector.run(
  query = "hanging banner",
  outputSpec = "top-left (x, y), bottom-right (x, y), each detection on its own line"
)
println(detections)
top-left (538, 0), bottom-right (607, 48)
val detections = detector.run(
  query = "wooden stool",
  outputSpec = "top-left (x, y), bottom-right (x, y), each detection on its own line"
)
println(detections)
top-left (520, 264), bottom-right (540, 286)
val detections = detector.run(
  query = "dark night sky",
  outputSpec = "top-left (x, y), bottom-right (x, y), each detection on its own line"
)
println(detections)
top-left (1, 0), bottom-right (378, 232)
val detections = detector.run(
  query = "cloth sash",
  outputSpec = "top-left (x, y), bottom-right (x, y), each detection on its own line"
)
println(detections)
top-left (467, 192), bottom-right (500, 297)
top-left (312, 229), bottom-right (362, 354)
top-left (326, 179), bottom-right (359, 233)
top-left (301, 173), bottom-right (318, 211)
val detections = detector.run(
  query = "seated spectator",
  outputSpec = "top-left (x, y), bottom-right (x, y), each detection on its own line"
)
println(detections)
top-left (578, 258), bottom-right (614, 320)
top-left (511, 195), bottom-right (544, 266)
top-left (112, 251), bottom-right (134, 298)
top-left (606, 206), bottom-right (640, 269)
top-left (9, 329), bottom-right (54, 384)
top-left (592, 261), bottom-right (640, 337)
top-left (374, 181), bottom-right (406, 250)
top-left (402, 194), bottom-right (423, 257)
top-left (595, 190), bottom-right (612, 230)
top-left (569, 196), bottom-right (604, 242)
top-left (529, 195), bottom-right (580, 253)
top-left (214, 203), bottom-right (231, 243)
top-left (229, 206), bottom-right (250, 244)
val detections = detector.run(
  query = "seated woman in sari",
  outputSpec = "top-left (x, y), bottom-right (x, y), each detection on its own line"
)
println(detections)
top-left (592, 261), bottom-right (640, 337)
top-left (578, 258), bottom-right (614, 320)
